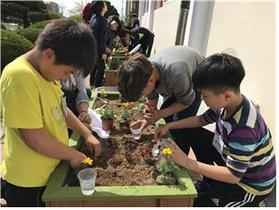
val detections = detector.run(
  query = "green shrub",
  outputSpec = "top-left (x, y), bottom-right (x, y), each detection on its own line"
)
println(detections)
top-left (68, 15), bottom-right (82, 22)
top-left (18, 28), bottom-right (42, 43)
top-left (28, 11), bottom-right (62, 24)
top-left (27, 20), bottom-right (51, 29)
top-left (1, 29), bottom-right (33, 70)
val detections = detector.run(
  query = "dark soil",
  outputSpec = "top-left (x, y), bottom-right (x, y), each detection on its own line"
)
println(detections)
top-left (64, 94), bottom-right (164, 187)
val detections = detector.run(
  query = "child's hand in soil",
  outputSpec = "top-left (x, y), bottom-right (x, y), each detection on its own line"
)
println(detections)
top-left (85, 135), bottom-right (102, 158)
top-left (69, 151), bottom-right (87, 168)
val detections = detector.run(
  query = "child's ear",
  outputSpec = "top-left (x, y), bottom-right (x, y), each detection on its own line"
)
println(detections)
top-left (224, 91), bottom-right (233, 102)
top-left (42, 49), bottom-right (56, 63)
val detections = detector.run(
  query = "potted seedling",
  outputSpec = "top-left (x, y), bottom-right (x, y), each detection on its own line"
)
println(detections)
top-left (97, 106), bottom-right (115, 131)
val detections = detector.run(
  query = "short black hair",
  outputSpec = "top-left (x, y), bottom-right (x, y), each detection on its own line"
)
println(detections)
top-left (91, 1), bottom-right (106, 16)
top-left (118, 53), bottom-right (153, 101)
top-left (35, 19), bottom-right (97, 77)
top-left (192, 53), bottom-right (245, 93)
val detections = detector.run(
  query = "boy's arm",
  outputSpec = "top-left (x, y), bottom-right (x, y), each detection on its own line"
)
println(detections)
top-left (65, 108), bottom-right (102, 158)
top-left (168, 114), bottom-right (208, 129)
top-left (171, 145), bottom-right (240, 184)
top-left (19, 128), bottom-right (85, 168)
top-left (154, 115), bottom-right (208, 139)
top-left (146, 100), bottom-right (187, 123)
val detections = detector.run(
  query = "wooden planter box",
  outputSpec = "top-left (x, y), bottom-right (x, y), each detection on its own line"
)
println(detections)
top-left (105, 70), bottom-right (119, 86)
top-left (42, 89), bottom-right (197, 207)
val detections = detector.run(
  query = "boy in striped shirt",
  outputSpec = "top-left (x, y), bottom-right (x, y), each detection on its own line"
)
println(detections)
top-left (155, 53), bottom-right (275, 207)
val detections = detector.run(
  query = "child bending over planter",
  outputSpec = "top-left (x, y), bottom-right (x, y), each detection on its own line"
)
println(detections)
top-left (0, 19), bottom-right (102, 207)
top-left (118, 46), bottom-right (217, 169)
top-left (154, 53), bottom-right (275, 207)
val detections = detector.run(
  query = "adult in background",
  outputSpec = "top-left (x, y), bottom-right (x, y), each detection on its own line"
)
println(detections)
top-left (107, 15), bottom-right (123, 50)
top-left (89, 1), bottom-right (108, 87)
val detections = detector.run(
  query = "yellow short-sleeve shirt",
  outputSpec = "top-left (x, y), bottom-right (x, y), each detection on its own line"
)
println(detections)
top-left (0, 56), bottom-right (68, 187)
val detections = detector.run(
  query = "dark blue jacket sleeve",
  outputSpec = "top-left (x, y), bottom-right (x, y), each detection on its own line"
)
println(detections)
top-left (89, 15), bottom-right (108, 54)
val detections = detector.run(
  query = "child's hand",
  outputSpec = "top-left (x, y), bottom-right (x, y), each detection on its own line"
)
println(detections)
top-left (130, 119), bottom-right (148, 131)
top-left (85, 135), bottom-right (102, 158)
top-left (168, 141), bottom-right (188, 168)
top-left (70, 152), bottom-right (87, 168)
top-left (78, 111), bottom-right (91, 124)
top-left (154, 124), bottom-right (170, 140)
top-left (146, 103), bottom-right (156, 114)
top-left (144, 110), bottom-right (161, 124)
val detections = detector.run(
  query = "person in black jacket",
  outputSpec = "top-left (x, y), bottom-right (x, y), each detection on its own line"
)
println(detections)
top-left (120, 27), bottom-right (154, 57)
top-left (89, 1), bottom-right (108, 87)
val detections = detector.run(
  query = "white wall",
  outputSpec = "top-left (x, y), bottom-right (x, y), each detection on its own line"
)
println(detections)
top-left (141, 0), bottom-right (181, 54)
top-left (206, 1), bottom-right (276, 141)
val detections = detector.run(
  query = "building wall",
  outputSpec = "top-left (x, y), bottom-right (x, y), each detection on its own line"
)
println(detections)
top-left (141, 0), bottom-right (181, 54)
top-left (206, 1), bottom-right (276, 142)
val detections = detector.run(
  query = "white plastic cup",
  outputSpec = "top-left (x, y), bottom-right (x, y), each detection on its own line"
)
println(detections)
top-left (130, 127), bottom-right (141, 140)
top-left (77, 168), bottom-right (97, 196)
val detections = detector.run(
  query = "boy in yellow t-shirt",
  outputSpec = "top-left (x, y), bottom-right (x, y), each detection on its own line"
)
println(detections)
top-left (0, 19), bottom-right (101, 207)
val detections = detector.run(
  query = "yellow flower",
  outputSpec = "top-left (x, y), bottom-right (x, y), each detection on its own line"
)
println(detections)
top-left (162, 147), bottom-right (173, 156)
top-left (81, 157), bottom-right (93, 166)
top-left (122, 102), bottom-right (130, 108)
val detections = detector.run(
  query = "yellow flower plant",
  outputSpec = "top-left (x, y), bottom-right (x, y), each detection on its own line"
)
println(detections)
top-left (162, 147), bottom-right (173, 156)
top-left (122, 102), bottom-right (130, 108)
top-left (81, 157), bottom-right (93, 166)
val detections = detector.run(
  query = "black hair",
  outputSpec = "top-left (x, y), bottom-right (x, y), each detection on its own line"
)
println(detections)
top-left (118, 53), bottom-right (153, 101)
top-left (35, 19), bottom-right (97, 77)
top-left (132, 19), bottom-right (140, 28)
top-left (108, 15), bottom-right (122, 32)
top-left (192, 53), bottom-right (245, 94)
top-left (91, 1), bottom-right (106, 16)
top-left (120, 28), bottom-right (131, 37)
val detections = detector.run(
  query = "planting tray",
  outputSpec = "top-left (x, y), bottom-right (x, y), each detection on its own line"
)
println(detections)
top-left (42, 88), bottom-right (197, 207)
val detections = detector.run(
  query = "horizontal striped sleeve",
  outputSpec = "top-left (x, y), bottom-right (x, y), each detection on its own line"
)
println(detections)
top-left (226, 127), bottom-right (257, 178)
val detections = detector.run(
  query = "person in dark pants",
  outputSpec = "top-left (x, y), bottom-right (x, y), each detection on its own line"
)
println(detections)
top-left (120, 27), bottom-right (154, 57)
top-left (155, 53), bottom-right (275, 207)
top-left (118, 46), bottom-right (213, 165)
top-left (89, 1), bottom-right (108, 87)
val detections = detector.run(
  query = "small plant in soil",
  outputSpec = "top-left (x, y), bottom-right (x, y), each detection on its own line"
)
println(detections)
top-left (118, 109), bottom-right (132, 128)
top-left (156, 147), bottom-right (180, 185)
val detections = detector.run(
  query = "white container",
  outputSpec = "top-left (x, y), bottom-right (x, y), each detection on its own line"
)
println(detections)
top-left (130, 127), bottom-right (141, 140)
top-left (77, 168), bottom-right (97, 196)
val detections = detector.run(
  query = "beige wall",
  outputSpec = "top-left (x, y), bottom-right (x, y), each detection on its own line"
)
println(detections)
top-left (141, 0), bottom-right (180, 54)
top-left (206, 1), bottom-right (276, 141)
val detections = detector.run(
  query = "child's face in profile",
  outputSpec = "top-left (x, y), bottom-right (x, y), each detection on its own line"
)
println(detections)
top-left (40, 49), bottom-right (77, 81)
top-left (47, 64), bottom-right (76, 81)
top-left (200, 89), bottom-right (226, 110)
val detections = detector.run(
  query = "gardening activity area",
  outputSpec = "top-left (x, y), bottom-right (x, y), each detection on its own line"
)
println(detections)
top-left (42, 87), bottom-right (197, 207)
